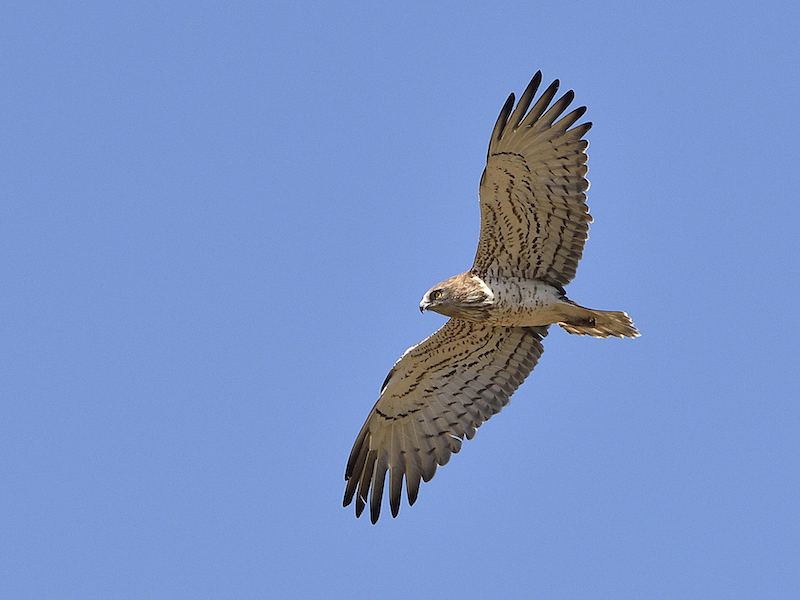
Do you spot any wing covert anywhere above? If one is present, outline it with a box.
[473,73,593,286]
[344,319,548,523]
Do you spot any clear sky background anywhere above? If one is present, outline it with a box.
[2,1,799,598]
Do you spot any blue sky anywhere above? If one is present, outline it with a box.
[2,1,799,598]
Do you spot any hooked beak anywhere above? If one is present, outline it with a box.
[419,300,429,313]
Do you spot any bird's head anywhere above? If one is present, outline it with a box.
[419,272,495,320]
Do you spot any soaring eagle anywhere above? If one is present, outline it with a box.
[344,72,638,523]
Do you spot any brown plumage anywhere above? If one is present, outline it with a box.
[345,72,639,523]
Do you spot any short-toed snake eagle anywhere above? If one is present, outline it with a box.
[344,72,639,523]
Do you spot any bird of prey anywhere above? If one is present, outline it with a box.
[344,72,639,523]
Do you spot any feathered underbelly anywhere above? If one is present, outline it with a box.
[482,279,567,327]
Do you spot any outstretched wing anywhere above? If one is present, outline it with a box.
[344,319,548,523]
[473,72,593,287]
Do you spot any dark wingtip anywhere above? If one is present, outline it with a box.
[487,92,516,159]
[501,93,515,120]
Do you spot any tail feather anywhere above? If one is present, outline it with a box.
[558,302,639,338]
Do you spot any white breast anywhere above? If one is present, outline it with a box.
[483,277,567,327]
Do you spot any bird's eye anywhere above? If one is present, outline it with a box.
[431,290,443,300]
